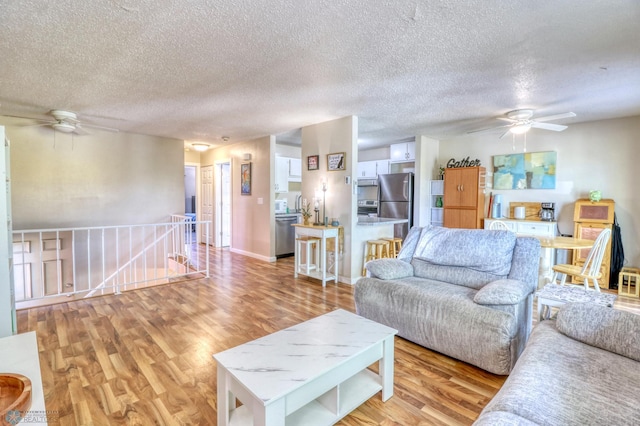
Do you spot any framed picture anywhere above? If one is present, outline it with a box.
[307,155,319,171]
[240,162,251,195]
[327,152,346,171]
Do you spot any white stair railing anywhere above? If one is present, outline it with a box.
[12,218,209,307]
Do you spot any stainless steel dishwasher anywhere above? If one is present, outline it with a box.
[275,214,299,258]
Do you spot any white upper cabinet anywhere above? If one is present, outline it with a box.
[275,156,289,193]
[357,159,390,179]
[390,142,415,163]
[288,158,302,181]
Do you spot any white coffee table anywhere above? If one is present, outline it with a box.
[213,309,397,426]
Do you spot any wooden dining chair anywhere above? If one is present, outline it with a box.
[551,228,612,292]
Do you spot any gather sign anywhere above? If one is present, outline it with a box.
[446,157,482,168]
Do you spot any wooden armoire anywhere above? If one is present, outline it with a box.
[443,166,486,229]
[572,199,615,288]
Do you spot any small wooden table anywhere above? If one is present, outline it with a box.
[293,224,340,287]
[535,236,595,287]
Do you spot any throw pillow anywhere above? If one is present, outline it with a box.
[556,302,640,362]
[366,258,414,280]
[473,279,530,305]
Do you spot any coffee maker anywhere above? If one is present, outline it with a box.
[540,202,555,221]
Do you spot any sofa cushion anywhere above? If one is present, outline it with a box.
[474,279,532,305]
[411,227,516,288]
[396,225,425,261]
[556,302,640,362]
[354,276,519,374]
[476,320,640,424]
[366,258,414,280]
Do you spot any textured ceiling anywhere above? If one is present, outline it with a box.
[1,0,639,149]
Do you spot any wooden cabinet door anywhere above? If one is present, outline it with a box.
[443,169,462,207]
[443,209,477,229]
[444,168,478,208]
[458,168,478,207]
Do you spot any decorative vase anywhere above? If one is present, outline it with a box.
[303,217,310,226]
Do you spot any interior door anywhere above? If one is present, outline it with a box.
[220,162,231,247]
[201,165,214,245]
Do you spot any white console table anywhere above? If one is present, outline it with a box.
[484,219,557,287]
[292,224,339,287]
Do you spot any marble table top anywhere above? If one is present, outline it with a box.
[213,309,397,404]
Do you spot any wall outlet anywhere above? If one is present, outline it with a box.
[257,197,263,204]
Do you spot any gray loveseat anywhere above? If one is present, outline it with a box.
[354,226,540,375]
[475,302,640,425]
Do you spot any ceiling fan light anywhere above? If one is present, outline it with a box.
[191,143,210,152]
[52,122,76,133]
[509,124,531,135]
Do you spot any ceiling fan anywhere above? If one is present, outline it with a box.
[6,109,119,135]
[468,109,576,139]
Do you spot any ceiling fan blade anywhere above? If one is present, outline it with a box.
[499,130,511,139]
[531,122,568,131]
[73,125,90,135]
[534,112,576,122]
[467,123,513,134]
[83,123,119,133]
[2,114,52,123]
[496,117,518,123]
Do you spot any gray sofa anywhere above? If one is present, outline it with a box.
[475,302,640,425]
[354,226,540,375]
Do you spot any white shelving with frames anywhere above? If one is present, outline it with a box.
[430,179,444,227]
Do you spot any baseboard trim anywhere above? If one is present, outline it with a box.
[230,247,275,263]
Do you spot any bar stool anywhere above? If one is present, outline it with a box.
[362,240,391,276]
[296,236,320,274]
[382,237,403,258]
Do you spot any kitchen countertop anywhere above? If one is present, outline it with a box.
[357,217,408,226]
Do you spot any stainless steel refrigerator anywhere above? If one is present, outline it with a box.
[377,172,414,239]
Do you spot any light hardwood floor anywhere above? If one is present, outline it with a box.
[17,247,640,425]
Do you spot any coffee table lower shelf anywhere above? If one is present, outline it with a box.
[227,368,382,426]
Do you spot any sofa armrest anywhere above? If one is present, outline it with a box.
[474,279,532,305]
[365,258,414,280]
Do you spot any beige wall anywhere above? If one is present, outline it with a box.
[301,116,358,282]
[2,117,184,229]
[439,115,640,267]
[201,136,274,260]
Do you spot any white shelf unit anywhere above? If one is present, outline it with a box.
[227,369,382,426]
[429,179,444,227]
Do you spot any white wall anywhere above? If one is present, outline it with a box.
[2,117,184,229]
[301,116,358,282]
[201,136,274,261]
[439,115,640,267]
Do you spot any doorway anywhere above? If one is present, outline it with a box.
[184,165,197,242]
[201,165,214,245]
[215,161,231,247]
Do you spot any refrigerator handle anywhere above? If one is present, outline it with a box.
[403,179,408,200]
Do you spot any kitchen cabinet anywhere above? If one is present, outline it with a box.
[443,166,486,229]
[275,156,289,193]
[357,160,390,179]
[289,158,302,181]
[390,142,415,163]
[571,199,615,288]
[429,180,444,227]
